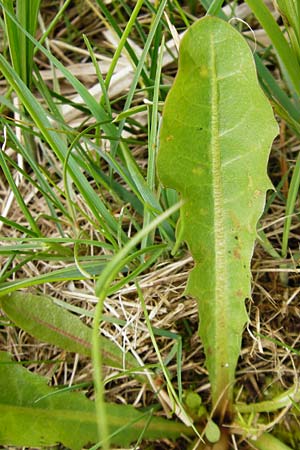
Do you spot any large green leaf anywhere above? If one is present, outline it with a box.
[157,17,278,416]
[0,352,190,448]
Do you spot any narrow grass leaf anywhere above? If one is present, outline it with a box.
[2,1,22,81]
[16,0,41,86]
[95,0,150,87]
[245,0,300,98]
[200,0,228,19]
[282,152,300,256]
[108,244,167,295]
[36,0,72,49]
[121,141,174,241]
[207,0,226,16]
[93,202,182,448]
[0,55,124,245]
[0,1,118,136]
[254,53,300,125]
[83,34,111,116]
[5,124,69,222]
[136,283,196,433]
[142,35,165,250]
[0,261,107,296]
[116,0,168,140]
[0,138,40,236]
[0,215,37,236]
[104,0,144,91]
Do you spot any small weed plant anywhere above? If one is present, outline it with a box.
[0,1,300,449]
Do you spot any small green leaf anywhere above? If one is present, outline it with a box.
[185,391,202,411]
[185,391,207,419]
[205,419,221,443]
[0,352,190,448]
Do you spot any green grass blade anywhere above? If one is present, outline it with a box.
[78,149,144,215]
[120,141,175,241]
[36,0,72,49]
[0,134,40,236]
[0,260,107,296]
[94,0,150,86]
[276,0,300,64]
[4,124,69,235]
[2,0,41,87]
[0,216,37,236]
[282,152,300,256]
[245,0,300,97]
[0,54,125,246]
[92,202,182,448]
[136,283,195,432]
[83,34,111,116]
[142,35,165,250]
[17,0,41,85]
[104,0,144,91]
[2,0,21,77]
[107,244,167,295]
[207,0,225,16]
[116,0,168,140]
[254,53,300,124]
[200,0,228,18]
[0,1,117,137]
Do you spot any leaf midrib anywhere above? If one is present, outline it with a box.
[210,35,229,406]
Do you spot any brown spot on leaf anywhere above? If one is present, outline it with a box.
[235,289,243,297]
[254,189,262,197]
[233,247,241,259]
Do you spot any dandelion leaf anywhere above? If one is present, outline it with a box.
[157,17,278,414]
[0,292,138,372]
[0,352,188,448]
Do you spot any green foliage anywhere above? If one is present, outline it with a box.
[241,0,300,258]
[245,0,300,98]
[0,292,140,373]
[205,419,221,443]
[92,202,183,448]
[0,352,188,448]
[276,0,300,63]
[2,0,41,159]
[251,433,295,450]
[157,16,278,416]
[2,0,41,87]
[0,1,299,449]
